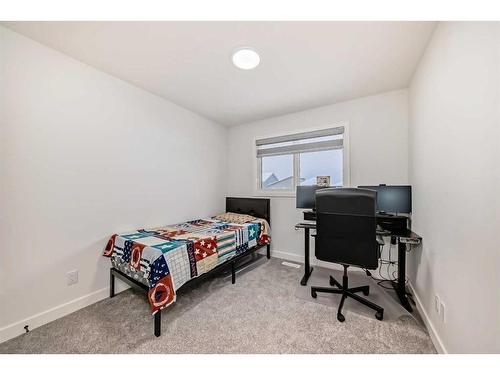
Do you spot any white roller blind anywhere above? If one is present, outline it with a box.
[256,126,344,158]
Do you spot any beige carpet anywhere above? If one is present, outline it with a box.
[0,257,436,353]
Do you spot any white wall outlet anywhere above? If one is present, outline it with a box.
[434,295,440,314]
[440,301,446,323]
[66,270,78,286]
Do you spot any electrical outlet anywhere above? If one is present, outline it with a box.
[66,270,78,286]
[440,301,446,323]
[434,295,440,314]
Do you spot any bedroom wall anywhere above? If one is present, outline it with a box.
[408,22,500,353]
[226,89,409,265]
[0,26,227,341]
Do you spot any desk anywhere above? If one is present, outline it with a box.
[295,211,421,312]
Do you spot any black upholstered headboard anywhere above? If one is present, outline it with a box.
[225,197,271,225]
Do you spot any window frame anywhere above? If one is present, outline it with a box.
[253,122,350,197]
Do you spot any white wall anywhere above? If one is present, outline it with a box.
[0,26,227,341]
[226,90,409,264]
[408,22,500,353]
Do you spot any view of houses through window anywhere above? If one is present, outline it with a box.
[261,149,343,190]
[299,149,343,186]
[257,126,345,191]
[261,154,294,189]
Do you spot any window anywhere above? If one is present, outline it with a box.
[299,149,343,186]
[256,126,347,193]
[260,154,293,190]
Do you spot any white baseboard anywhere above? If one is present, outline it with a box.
[2,251,434,351]
[270,249,303,264]
[0,287,110,344]
[408,281,447,354]
[271,249,359,272]
[0,250,301,345]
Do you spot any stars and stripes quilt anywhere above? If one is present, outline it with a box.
[103,214,271,314]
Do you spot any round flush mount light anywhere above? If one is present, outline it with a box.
[232,48,260,70]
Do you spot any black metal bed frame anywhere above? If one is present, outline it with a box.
[109,197,271,337]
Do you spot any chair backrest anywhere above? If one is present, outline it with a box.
[315,188,379,269]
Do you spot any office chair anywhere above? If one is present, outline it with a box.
[311,188,384,322]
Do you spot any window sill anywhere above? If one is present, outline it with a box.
[253,190,295,198]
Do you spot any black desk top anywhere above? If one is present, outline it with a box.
[294,222,317,229]
[386,228,420,239]
[302,210,411,220]
[298,208,421,241]
[295,221,420,240]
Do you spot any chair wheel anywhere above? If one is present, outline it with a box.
[375,311,384,321]
[337,313,345,322]
[363,287,370,296]
[311,290,317,298]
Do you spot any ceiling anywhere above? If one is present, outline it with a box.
[4,21,436,126]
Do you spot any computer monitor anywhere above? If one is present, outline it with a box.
[296,185,325,209]
[358,185,412,214]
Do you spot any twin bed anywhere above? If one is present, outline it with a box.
[103,197,271,337]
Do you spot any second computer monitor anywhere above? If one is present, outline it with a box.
[358,185,412,214]
[296,185,325,209]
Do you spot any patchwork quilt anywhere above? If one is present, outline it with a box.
[103,214,271,314]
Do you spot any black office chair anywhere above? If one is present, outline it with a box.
[311,188,384,322]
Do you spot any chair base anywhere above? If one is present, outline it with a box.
[311,265,384,322]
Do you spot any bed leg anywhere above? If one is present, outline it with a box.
[154,310,161,337]
[231,261,236,284]
[110,269,115,298]
[266,244,271,259]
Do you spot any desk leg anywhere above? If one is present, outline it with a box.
[300,227,314,286]
[395,240,413,312]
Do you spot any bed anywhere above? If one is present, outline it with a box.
[103,197,271,337]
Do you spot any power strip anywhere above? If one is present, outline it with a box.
[400,237,421,245]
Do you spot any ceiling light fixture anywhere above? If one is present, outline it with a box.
[232,48,260,70]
